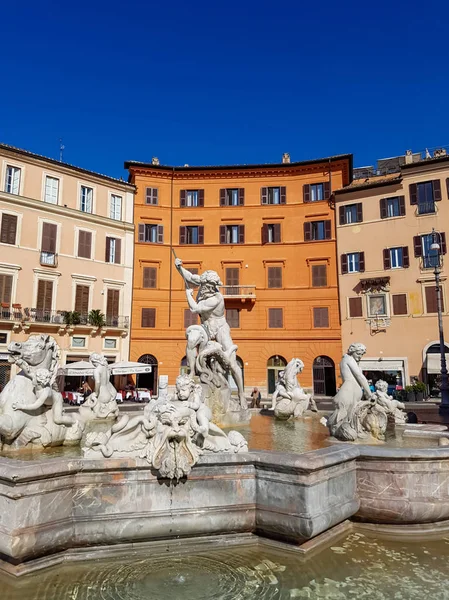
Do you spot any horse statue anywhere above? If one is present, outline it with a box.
[272,358,317,420]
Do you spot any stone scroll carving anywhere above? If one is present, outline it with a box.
[0,335,87,449]
[326,344,407,441]
[272,358,318,419]
[83,373,248,480]
[174,258,247,416]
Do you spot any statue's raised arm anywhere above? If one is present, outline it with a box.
[175,258,201,287]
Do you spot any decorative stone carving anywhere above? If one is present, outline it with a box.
[84,353,119,419]
[326,344,406,442]
[158,375,169,402]
[174,257,247,414]
[0,335,86,449]
[372,379,407,425]
[272,358,318,419]
[84,373,248,480]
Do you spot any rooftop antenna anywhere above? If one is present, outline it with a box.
[59,138,65,162]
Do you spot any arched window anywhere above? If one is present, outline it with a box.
[313,356,336,396]
[137,354,158,395]
[180,356,189,375]
[267,355,287,394]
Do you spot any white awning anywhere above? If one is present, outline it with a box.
[426,354,449,374]
[359,359,404,372]
[110,361,152,375]
[60,361,94,376]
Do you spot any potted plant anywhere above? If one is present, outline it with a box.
[88,309,106,328]
[63,311,81,326]
[413,381,427,402]
[405,385,415,402]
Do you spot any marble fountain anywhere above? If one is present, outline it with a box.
[2,259,449,599]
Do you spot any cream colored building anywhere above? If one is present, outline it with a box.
[0,143,135,387]
[335,151,449,391]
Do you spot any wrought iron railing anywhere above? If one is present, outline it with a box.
[40,251,58,267]
[417,201,436,215]
[0,307,129,329]
[220,285,256,298]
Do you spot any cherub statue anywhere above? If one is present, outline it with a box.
[372,380,407,424]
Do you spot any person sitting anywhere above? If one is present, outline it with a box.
[250,387,261,408]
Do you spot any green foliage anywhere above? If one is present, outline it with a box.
[63,311,81,326]
[413,381,427,393]
[405,385,415,393]
[88,309,106,328]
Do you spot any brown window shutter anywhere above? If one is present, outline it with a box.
[219,225,226,244]
[425,287,438,314]
[105,237,111,262]
[413,235,422,257]
[78,231,92,259]
[356,203,363,222]
[42,222,57,253]
[180,190,186,207]
[115,238,121,264]
[268,308,283,328]
[143,267,157,288]
[268,266,282,289]
[304,222,312,241]
[380,198,387,219]
[261,223,268,244]
[312,265,327,287]
[339,205,345,225]
[324,220,331,240]
[157,225,164,244]
[392,294,407,315]
[225,268,239,286]
[152,188,158,204]
[226,308,240,328]
[198,189,204,207]
[349,297,362,318]
[145,188,151,204]
[323,181,331,200]
[446,178,449,199]
[409,183,417,205]
[280,186,286,204]
[238,188,244,205]
[106,289,120,319]
[274,223,281,243]
[75,285,89,314]
[261,187,268,204]
[303,184,311,203]
[198,226,204,244]
[220,189,226,206]
[433,180,442,201]
[146,188,158,204]
[0,274,13,304]
[36,279,53,311]
[313,307,329,328]
[141,308,156,328]
[1,214,17,244]
[383,248,391,269]
[138,224,145,242]
[238,225,245,244]
[399,195,406,215]
[359,251,365,272]
[402,246,410,268]
[341,254,348,274]
[441,232,447,254]
[179,226,186,245]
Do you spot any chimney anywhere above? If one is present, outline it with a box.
[405,150,413,164]
[152,157,160,165]
[282,153,291,164]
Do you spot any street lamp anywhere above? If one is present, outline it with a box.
[429,229,449,412]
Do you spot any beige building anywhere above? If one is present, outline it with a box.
[335,150,449,391]
[0,144,135,388]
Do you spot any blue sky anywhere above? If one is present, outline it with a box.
[1,0,447,178]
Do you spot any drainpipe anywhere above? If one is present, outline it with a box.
[168,167,175,326]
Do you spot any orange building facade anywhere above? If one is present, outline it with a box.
[126,154,352,397]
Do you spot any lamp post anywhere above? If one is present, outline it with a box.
[429,230,449,412]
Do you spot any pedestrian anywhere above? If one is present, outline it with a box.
[250,387,261,408]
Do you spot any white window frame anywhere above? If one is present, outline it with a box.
[344,204,357,224]
[310,183,324,202]
[347,252,360,273]
[43,175,60,204]
[103,337,118,350]
[186,190,199,207]
[4,164,21,195]
[390,247,403,269]
[110,193,122,220]
[386,197,400,218]
[268,187,281,205]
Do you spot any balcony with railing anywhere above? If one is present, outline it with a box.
[220,285,256,300]
[417,201,436,216]
[0,307,129,331]
[40,251,58,267]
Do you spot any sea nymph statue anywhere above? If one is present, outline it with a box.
[271,358,318,419]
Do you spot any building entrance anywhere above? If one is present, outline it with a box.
[313,356,336,396]
[267,355,287,395]
[137,354,158,396]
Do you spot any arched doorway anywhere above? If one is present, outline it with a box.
[228,356,244,391]
[313,356,336,396]
[267,355,287,395]
[180,356,189,375]
[425,343,449,397]
[137,354,158,395]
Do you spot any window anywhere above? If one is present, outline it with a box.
[141,308,156,328]
[268,308,283,328]
[0,213,17,245]
[262,223,281,244]
[311,264,327,287]
[143,267,157,289]
[392,294,408,316]
[380,196,405,218]
[36,280,53,313]
[220,188,244,206]
[71,336,86,348]
[0,332,7,344]
[414,233,446,268]
[410,180,441,215]
[368,295,387,317]
[180,189,204,207]
[220,225,244,244]
[104,338,117,349]
[313,307,329,328]
[138,223,164,244]
[179,226,204,245]
[226,308,240,328]
[339,203,362,225]
[5,166,21,194]
[106,289,120,326]
[425,286,443,314]
[0,274,13,305]
[349,297,363,318]
[75,285,90,315]
[341,252,365,274]
[261,186,286,205]
[184,309,198,328]
[383,247,409,269]
[303,182,330,203]
[304,220,331,241]
[78,230,92,259]
[105,237,121,264]
[110,195,122,220]
[41,222,57,266]
[267,266,282,289]
[145,187,158,205]
[225,267,239,293]
[80,186,93,213]
[44,176,59,204]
